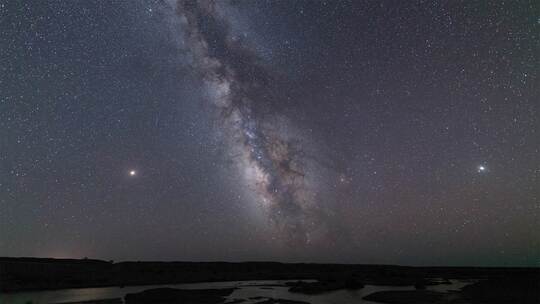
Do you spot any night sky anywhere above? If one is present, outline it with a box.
[1,1,539,266]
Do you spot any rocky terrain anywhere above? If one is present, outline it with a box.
[2,257,538,293]
[1,257,538,304]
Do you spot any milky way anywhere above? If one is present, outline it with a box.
[167,0,324,245]
[3,0,537,265]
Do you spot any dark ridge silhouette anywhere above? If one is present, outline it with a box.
[1,257,538,300]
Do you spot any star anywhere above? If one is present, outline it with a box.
[2,0,537,266]
[338,174,351,185]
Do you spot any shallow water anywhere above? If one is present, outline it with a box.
[0,279,469,304]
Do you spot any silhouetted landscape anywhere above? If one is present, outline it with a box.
[2,0,538,303]
[1,257,538,303]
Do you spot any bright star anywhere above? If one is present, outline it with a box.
[129,170,137,176]
[477,165,486,173]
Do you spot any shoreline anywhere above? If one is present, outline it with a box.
[1,257,538,293]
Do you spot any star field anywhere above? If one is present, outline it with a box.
[0,0,539,266]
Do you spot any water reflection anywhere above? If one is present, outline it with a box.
[0,279,469,304]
